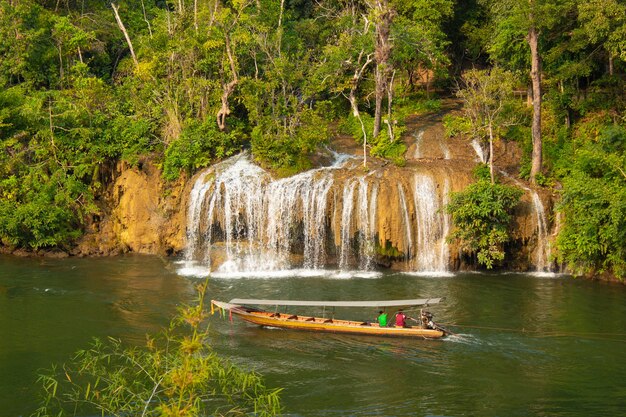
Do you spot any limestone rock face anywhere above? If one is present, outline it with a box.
[112,169,161,253]
[75,103,555,273]
[182,153,477,273]
[76,161,186,256]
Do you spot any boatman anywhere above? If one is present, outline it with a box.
[376,310,388,327]
[395,309,408,327]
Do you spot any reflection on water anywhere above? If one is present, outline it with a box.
[0,255,193,416]
[1,255,625,417]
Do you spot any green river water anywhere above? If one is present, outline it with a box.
[1,254,625,416]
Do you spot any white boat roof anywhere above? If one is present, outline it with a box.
[228,298,442,308]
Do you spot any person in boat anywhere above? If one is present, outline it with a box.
[394,309,415,328]
[376,310,388,327]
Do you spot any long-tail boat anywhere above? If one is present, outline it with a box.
[211,298,446,339]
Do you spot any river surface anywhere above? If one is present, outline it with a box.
[1,255,625,416]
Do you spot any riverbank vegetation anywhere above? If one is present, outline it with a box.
[35,280,282,416]
[0,0,624,277]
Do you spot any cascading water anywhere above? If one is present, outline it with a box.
[499,170,553,273]
[530,191,552,272]
[183,153,455,277]
[187,155,272,272]
[265,171,334,269]
[411,174,451,273]
[413,129,425,159]
[471,139,486,163]
[338,179,357,270]
[440,141,451,160]
[185,170,215,262]
[183,154,347,276]
[357,177,378,270]
[397,183,414,261]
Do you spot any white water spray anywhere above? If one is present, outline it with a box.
[471,139,485,163]
[413,129,425,159]
[412,174,450,271]
[185,153,456,276]
[499,170,553,272]
[397,183,414,261]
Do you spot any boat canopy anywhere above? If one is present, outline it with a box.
[228,298,443,308]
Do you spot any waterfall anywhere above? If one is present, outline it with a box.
[440,142,451,160]
[184,154,338,274]
[266,171,334,270]
[185,170,214,262]
[413,129,425,159]
[530,191,552,272]
[199,155,271,271]
[397,183,413,261]
[411,174,450,272]
[471,139,485,163]
[499,170,553,273]
[357,176,378,270]
[184,153,455,276]
[338,179,357,270]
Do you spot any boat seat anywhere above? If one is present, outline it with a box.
[360,322,370,326]
[287,315,298,320]
[305,317,315,321]
[323,319,333,323]
[270,313,281,318]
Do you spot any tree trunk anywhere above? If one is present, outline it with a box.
[528,23,542,183]
[373,65,386,139]
[386,70,396,142]
[140,0,152,38]
[609,54,614,76]
[488,122,495,184]
[112,3,139,69]
[347,51,373,168]
[372,0,392,139]
[277,0,285,56]
[217,33,238,131]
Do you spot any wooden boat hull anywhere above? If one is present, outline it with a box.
[212,300,445,339]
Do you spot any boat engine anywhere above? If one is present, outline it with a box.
[420,309,435,329]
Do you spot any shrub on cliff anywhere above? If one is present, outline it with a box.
[446,165,523,269]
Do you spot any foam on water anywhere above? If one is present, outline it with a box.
[175,260,210,277]
[205,269,383,280]
[402,271,456,278]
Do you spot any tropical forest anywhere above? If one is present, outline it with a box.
[0,0,625,416]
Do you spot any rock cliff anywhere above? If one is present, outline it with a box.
[71,110,555,273]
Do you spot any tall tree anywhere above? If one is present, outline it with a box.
[578,0,626,75]
[528,0,542,182]
[111,3,139,69]
[456,67,521,183]
[311,0,374,166]
[484,0,570,183]
[392,0,454,94]
[370,0,394,139]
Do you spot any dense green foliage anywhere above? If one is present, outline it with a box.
[0,0,624,276]
[446,165,523,269]
[35,280,282,417]
[451,66,524,182]
[555,119,626,278]
[0,0,452,247]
